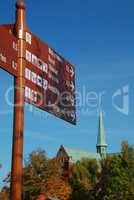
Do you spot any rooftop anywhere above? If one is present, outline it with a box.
[64,147,101,163]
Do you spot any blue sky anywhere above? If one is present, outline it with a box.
[0,0,134,187]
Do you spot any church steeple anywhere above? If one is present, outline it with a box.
[96,111,107,158]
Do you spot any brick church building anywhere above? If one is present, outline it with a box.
[55,112,108,178]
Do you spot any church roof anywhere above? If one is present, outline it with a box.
[64,147,101,163]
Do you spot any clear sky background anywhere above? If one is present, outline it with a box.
[0,0,134,187]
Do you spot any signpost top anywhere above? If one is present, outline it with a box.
[16,0,26,9]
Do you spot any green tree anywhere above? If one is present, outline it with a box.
[94,141,134,200]
[69,158,99,200]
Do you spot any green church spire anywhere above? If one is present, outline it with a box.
[96,111,107,158]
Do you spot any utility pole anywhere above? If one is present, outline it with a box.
[10,1,26,200]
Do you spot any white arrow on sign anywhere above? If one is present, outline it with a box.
[70,81,75,91]
[66,65,74,77]
[66,80,70,87]
[65,95,75,106]
[70,111,75,121]
[70,66,74,77]
[70,96,75,106]
[66,80,75,91]
[66,111,75,121]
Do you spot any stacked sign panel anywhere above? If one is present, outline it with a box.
[0,24,76,125]
[0,25,18,76]
[25,31,76,124]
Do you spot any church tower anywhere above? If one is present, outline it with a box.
[96,111,107,158]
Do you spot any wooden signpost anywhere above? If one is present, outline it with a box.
[10,2,26,200]
[0,1,76,200]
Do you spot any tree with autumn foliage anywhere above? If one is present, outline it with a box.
[2,141,134,200]
[22,149,47,199]
[23,150,71,200]
[43,176,71,200]
[2,149,71,200]
[0,186,9,200]
[22,149,71,200]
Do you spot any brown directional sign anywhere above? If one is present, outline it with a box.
[0,25,18,76]
[0,24,76,124]
[25,30,76,124]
